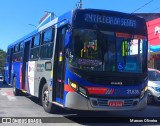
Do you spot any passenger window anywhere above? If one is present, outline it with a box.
[13,43,23,62]
[32,34,40,48]
[14,44,19,53]
[30,47,40,60]
[30,34,40,60]
[40,43,53,59]
[40,28,54,59]
[42,29,53,44]
[20,42,24,51]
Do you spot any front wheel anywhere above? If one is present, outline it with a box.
[42,83,57,113]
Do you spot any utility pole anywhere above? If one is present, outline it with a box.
[80,0,82,8]
[77,0,82,8]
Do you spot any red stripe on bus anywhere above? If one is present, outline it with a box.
[110,89,115,94]
[64,84,75,92]
[20,64,22,90]
[85,86,108,95]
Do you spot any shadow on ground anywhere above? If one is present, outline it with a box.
[0,82,11,88]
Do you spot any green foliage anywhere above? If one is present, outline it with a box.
[0,49,6,73]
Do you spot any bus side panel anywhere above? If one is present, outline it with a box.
[27,61,36,96]
[36,60,52,98]
[63,65,76,105]
[25,62,29,93]
[12,62,22,90]
[27,60,52,98]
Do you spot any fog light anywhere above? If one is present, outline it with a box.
[92,100,98,106]
[133,101,138,106]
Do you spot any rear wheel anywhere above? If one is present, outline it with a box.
[42,83,57,113]
[147,91,155,105]
[13,77,20,96]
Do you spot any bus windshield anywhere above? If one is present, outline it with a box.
[68,29,147,73]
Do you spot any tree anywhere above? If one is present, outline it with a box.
[0,49,6,74]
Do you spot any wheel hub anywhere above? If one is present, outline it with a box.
[43,90,49,107]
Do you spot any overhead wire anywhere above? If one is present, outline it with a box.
[132,0,154,13]
[150,6,160,13]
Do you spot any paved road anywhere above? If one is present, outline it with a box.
[0,82,160,126]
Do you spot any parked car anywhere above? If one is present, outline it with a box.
[148,68,160,104]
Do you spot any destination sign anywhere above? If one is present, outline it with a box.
[85,13,136,28]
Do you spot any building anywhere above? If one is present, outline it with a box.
[135,13,160,69]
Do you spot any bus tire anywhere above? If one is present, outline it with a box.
[42,83,56,113]
[13,77,20,96]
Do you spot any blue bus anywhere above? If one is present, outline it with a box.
[4,9,148,113]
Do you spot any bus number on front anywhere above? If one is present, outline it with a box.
[127,89,139,94]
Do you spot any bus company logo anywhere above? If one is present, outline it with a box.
[110,82,123,85]
[37,64,45,72]
[37,64,45,69]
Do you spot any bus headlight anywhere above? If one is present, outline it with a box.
[68,78,87,97]
[70,82,78,91]
[68,78,78,91]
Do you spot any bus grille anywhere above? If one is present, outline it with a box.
[90,98,138,107]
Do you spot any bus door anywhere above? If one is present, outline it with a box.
[8,48,13,84]
[53,26,67,101]
[22,41,30,90]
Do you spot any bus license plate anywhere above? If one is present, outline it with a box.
[108,101,124,107]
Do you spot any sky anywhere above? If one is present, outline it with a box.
[1,0,160,51]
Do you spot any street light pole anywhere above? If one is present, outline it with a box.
[28,24,37,28]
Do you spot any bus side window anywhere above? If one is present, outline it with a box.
[19,42,24,52]
[13,43,23,62]
[40,28,54,59]
[30,34,40,60]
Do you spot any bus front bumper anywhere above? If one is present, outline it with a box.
[65,92,147,111]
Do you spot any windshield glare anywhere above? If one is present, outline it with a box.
[68,29,147,73]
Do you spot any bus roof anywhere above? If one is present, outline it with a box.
[7,8,145,48]
[8,10,73,48]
